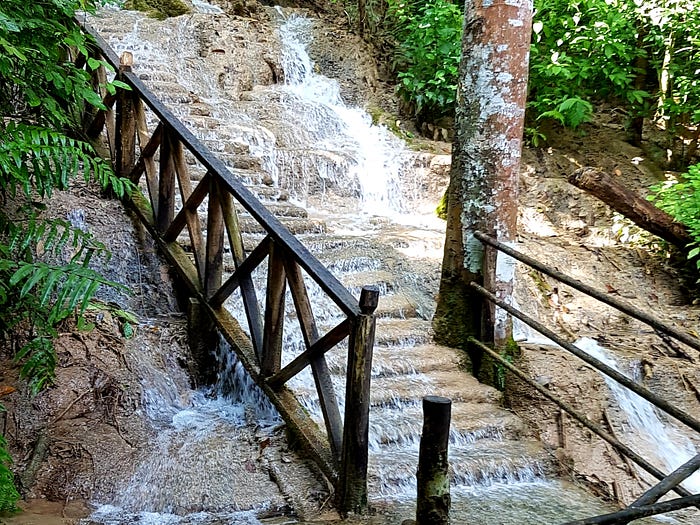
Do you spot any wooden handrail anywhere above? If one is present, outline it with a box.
[76,17,373,514]
[80,21,360,318]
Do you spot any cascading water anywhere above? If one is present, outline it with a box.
[86,334,288,524]
[577,337,700,493]
[81,5,679,524]
[276,16,413,215]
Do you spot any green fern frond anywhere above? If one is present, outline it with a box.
[0,121,130,199]
[14,337,56,396]
[4,214,111,263]
[9,260,126,323]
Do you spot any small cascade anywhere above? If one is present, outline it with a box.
[578,337,700,493]
[276,16,415,215]
[87,338,286,524]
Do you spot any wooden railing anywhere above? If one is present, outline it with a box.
[77,21,376,515]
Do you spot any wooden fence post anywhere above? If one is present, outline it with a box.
[261,243,286,376]
[204,178,225,299]
[416,395,451,525]
[115,51,135,178]
[339,286,379,516]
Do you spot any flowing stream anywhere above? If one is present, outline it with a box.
[578,337,700,494]
[81,5,696,524]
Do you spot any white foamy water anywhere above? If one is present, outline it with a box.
[577,337,700,493]
[277,16,415,216]
[88,339,282,524]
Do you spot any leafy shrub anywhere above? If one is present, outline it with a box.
[0,0,132,507]
[648,163,700,270]
[388,0,462,122]
[528,0,646,133]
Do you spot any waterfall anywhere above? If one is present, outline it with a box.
[276,16,414,216]
[88,336,284,524]
[578,337,700,493]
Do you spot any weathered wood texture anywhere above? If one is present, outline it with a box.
[568,167,693,249]
[262,243,286,376]
[79,20,377,515]
[115,58,136,178]
[339,286,379,515]
[416,396,452,525]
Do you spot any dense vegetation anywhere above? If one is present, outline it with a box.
[0,0,131,510]
[353,0,700,265]
[362,0,699,164]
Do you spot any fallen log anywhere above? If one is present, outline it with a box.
[567,167,694,250]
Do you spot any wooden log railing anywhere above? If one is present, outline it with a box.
[78,21,376,515]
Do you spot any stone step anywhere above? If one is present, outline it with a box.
[181,115,223,131]
[182,149,262,172]
[370,438,551,493]
[369,370,502,408]
[369,344,465,378]
[136,71,180,84]
[338,270,397,295]
[201,138,251,156]
[368,400,528,447]
[237,216,326,236]
[374,318,432,347]
[374,293,419,319]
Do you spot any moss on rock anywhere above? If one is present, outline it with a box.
[125,0,191,19]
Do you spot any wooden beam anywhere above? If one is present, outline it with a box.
[338,286,378,515]
[261,243,287,375]
[267,319,350,389]
[86,91,118,139]
[210,235,271,308]
[204,176,225,299]
[156,129,176,233]
[568,167,694,250]
[220,184,264,358]
[285,258,343,462]
[127,122,162,184]
[115,58,136,178]
[163,173,210,244]
[134,103,161,217]
[172,137,206,281]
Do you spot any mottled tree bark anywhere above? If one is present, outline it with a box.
[433,0,532,362]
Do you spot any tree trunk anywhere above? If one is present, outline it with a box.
[433,0,532,362]
[568,167,693,249]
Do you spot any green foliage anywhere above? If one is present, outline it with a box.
[0,0,132,506]
[529,0,645,132]
[124,0,191,19]
[0,434,19,514]
[649,163,700,271]
[529,0,700,146]
[0,122,131,199]
[388,0,462,121]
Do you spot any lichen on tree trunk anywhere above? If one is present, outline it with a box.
[433,0,532,359]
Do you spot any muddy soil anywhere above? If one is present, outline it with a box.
[509,121,700,510]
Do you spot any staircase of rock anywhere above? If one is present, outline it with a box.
[89,8,558,510]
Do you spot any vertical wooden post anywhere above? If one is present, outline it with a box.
[115,52,136,178]
[187,297,217,385]
[204,177,224,299]
[416,395,452,525]
[157,130,176,233]
[261,243,286,376]
[221,190,264,358]
[339,286,379,516]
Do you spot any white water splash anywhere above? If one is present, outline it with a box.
[277,16,413,215]
[578,337,700,493]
